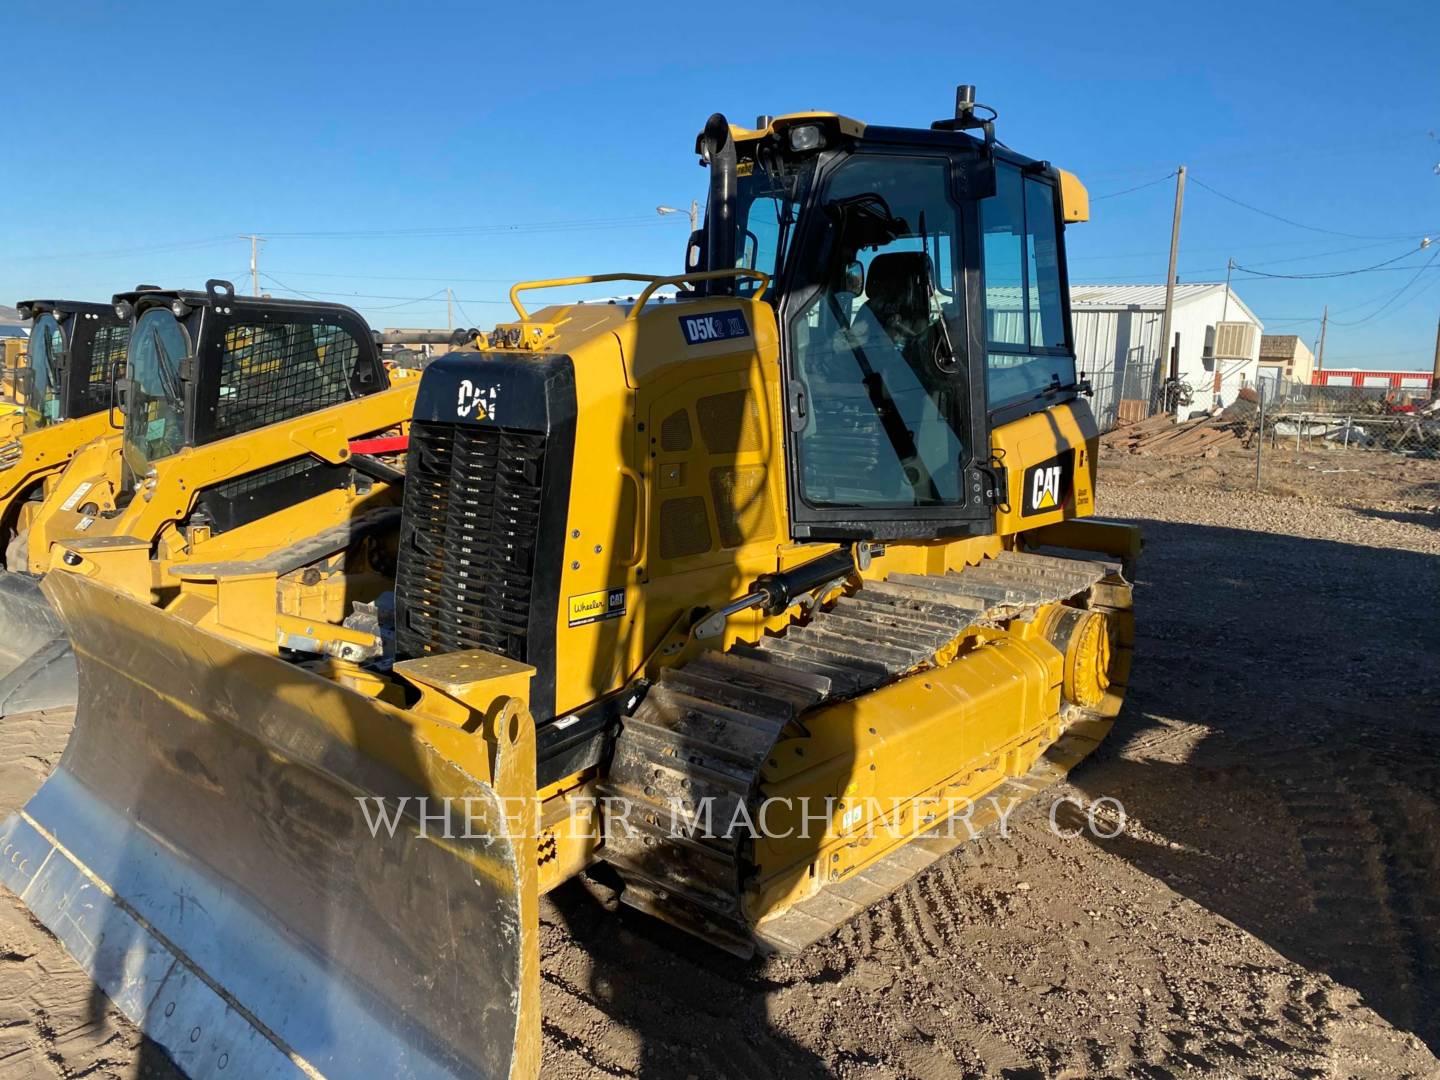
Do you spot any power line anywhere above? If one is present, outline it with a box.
[1330,246,1440,326]
[1189,176,1431,241]
[259,271,326,302]
[265,268,519,284]
[1093,172,1177,201]
[1070,237,1404,265]
[1233,243,1428,280]
[261,273,470,312]
[261,274,505,305]
[261,214,678,240]
[9,236,236,262]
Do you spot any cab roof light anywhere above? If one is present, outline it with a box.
[788,124,825,152]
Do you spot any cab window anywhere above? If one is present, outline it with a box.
[734,159,815,299]
[212,321,361,439]
[982,163,1073,409]
[23,315,64,430]
[786,154,970,509]
[124,309,191,472]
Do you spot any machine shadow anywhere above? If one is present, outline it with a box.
[1062,516,1440,1052]
[543,878,831,1078]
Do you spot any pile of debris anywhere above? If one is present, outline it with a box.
[1100,413,1247,458]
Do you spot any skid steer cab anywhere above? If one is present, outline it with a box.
[0,299,132,712]
[0,299,131,558]
[3,90,1139,1079]
[0,283,447,715]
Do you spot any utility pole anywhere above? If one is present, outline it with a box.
[1157,166,1186,416]
[446,287,454,330]
[239,234,266,296]
[1315,305,1328,374]
[1430,312,1439,397]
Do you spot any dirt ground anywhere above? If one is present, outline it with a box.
[1,444,1438,1079]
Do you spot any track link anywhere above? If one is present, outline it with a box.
[599,549,1128,955]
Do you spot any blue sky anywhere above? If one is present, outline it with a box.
[6,0,1437,369]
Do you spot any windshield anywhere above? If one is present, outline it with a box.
[785,153,970,509]
[733,157,815,299]
[123,308,191,474]
[22,314,65,432]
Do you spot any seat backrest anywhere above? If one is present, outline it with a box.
[861,251,934,338]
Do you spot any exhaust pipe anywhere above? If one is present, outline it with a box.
[372,329,472,347]
[699,113,737,297]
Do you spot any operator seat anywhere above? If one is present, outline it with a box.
[860,251,935,356]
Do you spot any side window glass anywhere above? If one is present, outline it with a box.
[213,322,361,439]
[981,168,1027,348]
[1025,180,1066,349]
[981,163,1075,408]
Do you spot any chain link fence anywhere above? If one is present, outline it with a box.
[1085,347,1165,433]
[1254,376,1440,457]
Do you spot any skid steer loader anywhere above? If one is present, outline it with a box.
[0,282,457,713]
[0,299,132,706]
[1,90,1139,1079]
[0,335,30,431]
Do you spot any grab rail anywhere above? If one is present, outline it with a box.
[507,269,770,321]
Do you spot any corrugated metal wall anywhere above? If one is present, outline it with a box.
[1069,307,1163,430]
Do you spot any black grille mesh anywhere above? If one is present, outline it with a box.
[210,458,329,501]
[212,322,359,438]
[395,420,547,662]
[76,324,130,415]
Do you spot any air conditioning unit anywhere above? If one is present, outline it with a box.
[1212,321,1255,360]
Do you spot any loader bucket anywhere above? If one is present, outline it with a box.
[0,571,75,715]
[0,572,540,1079]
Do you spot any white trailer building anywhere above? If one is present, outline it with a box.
[1069,283,1264,427]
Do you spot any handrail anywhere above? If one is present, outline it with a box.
[626,269,769,318]
[508,274,660,320]
[506,269,771,321]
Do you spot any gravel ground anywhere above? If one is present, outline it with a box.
[1,445,1437,1078]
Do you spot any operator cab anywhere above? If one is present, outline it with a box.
[12,300,131,432]
[693,90,1087,540]
[111,281,388,531]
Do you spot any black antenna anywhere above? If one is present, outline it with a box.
[932,84,997,144]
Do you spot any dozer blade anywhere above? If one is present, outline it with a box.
[0,571,76,716]
[0,572,540,1079]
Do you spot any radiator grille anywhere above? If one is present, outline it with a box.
[395,419,547,662]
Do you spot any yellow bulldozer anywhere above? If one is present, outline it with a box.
[0,282,461,713]
[0,90,1137,1078]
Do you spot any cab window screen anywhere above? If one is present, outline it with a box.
[212,322,360,439]
[77,322,131,414]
